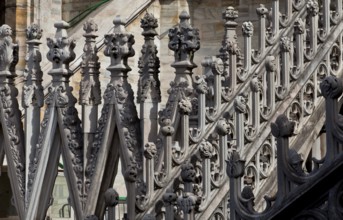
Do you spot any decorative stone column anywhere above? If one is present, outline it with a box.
[255,4,268,58]
[178,163,199,220]
[234,95,247,151]
[79,20,101,195]
[22,23,44,203]
[220,6,239,98]
[0,23,25,220]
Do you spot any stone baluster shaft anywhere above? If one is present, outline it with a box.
[193,74,207,138]
[144,143,156,197]
[266,56,276,111]
[294,18,305,78]
[272,0,279,38]
[242,22,253,74]
[199,141,213,210]
[335,0,342,19]
[256,4,268,56]
[250,77,260,135]
[280,37,290,95]
[234,95,247,151]
[306,1,319,58]
[229,46,237,94]
[285,0,292,21]
[322,0,330,37]
[161,119,174,182]
[217,118,230,183]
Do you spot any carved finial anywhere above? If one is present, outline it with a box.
[141,13,158,35]
[178,98,192,114]
[144,142,157,159]
[256,4,268,17]
[124,162,138,182]
[320,75,343,99]
[181,163,196,183]
[23,23,44,108]
[168,11,200,64]
[250,76,261,92]
[242,21,254,37]
[137,13,161,103]
[47,21,76,76]
[0,24,18,74]
[104,16,135,72]
[307,0,319,16]
[294,18,305,35]
[226,151,245,178]
[104,188,119,207]
[83,20,98,34]
[161,119,174,136]
[227,40,239,55]
[80,20,101,106]
[216,118,230,136]
[194,75,208,94]
[271,114,295,138]
[199,141,213,158]
[280,37,291,52]
[0,24,12,37]
[223,6,238,21]
[265,55,276,72]
[234,95,247,113]
[212,57,224,75]
[26,23,43,40]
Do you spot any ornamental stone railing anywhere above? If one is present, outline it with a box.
[0,0,342,219]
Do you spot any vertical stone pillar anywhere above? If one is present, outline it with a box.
[22,23,44,203]
[79,20,101,195]
[138,14,161,182]
[220,6,239,98]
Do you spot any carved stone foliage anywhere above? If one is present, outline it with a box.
[0,24,25,206]
[242,21,253,37]
[47,21,76,74]
[0,84,25,197]
[104,17,135,71]
[80,20,101,105]
[168,11,200,65]
[137,13,161,103]
[23,23,44,108]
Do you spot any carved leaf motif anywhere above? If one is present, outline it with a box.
[242,22,254,37]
